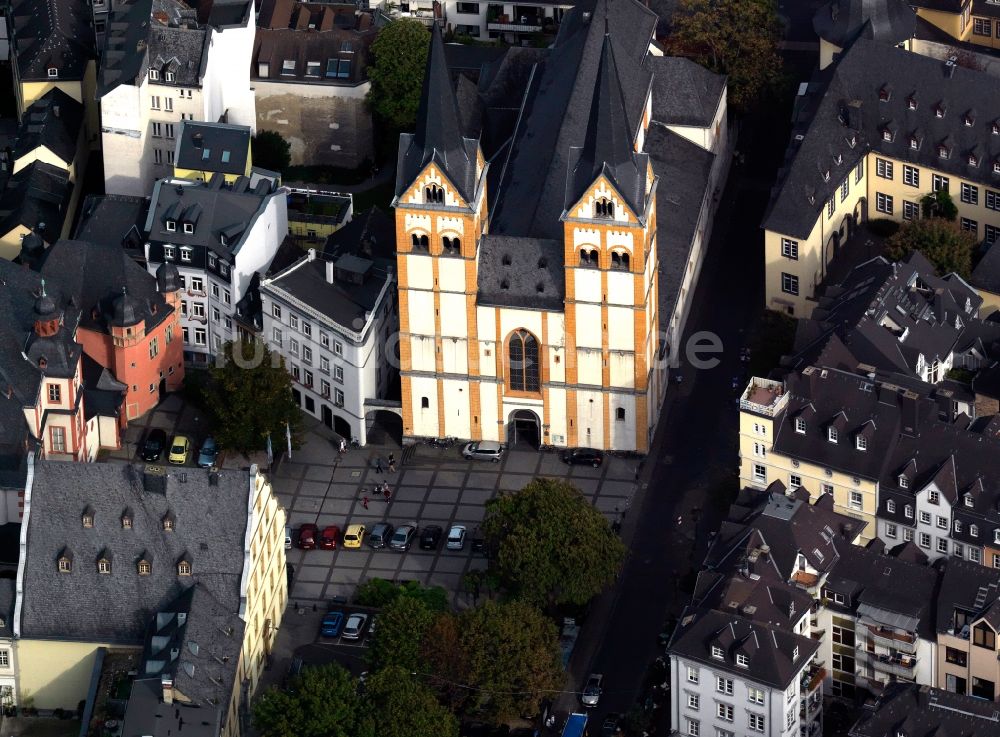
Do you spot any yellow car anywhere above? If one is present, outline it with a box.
[168,435,190,465]
[343,524,366,548]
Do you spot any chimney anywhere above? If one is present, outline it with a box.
[143,465,167,494]
[846,100,863,131]
[326,259,335,284]
[161,673,174,705]
[900,390,920,436]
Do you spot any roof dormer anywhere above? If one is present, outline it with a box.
[137,550,153,576]
[97,548,113,574]
[878,84,891,102]
[162,510,176,531]
[57,547,73,573]
[933,101,946,119]
[82,505,95,528]
[121,507,133,529]
[963,109,975,127]
[177,552,192,576]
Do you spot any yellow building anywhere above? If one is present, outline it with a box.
[763,37,1000,317]
[172,121,254,185]
[812,0,916,70]
[14,460,286,735]
[911,0,1000,52]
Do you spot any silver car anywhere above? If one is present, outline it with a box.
[582,673,603,707]
[342,612,368,640]
[461,441,503,462]
[389,525,416,551]
[446,524,467,550]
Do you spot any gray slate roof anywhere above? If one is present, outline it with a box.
[935,556,1000,635]
[175,121,251,176]
[10,0,96,82]
[971,241,1000,299]
[20,462,252,643]
[0,161,71,244]
[476,236,565,311]
[813,0,916,49]
[849,684,1000,737]
[764,37,1000,239]
[74,194,150,257]
[13,89,84,167]
[646,56,726,128]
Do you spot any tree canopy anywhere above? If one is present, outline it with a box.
[665,0,784,112]
[253,663,369,737]
[366,19,430,132]
[367,595,437,672]
[363,667,460,737]
[482,477,625,609]
[355,578,449,612]
[203,340,300,453]
[252,130,292,172]
[884,217,977,278]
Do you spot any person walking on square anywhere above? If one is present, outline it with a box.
[382,483,391,501]
[375,457,383,474]
[339,437,346,454]
[362,495,369,510]
[388,453,396,473]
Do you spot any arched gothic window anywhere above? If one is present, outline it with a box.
[579,248,598,267]
[425,185,444,204]
[508,330,540,392]
[611,251,630,270]
[594,198,614,218]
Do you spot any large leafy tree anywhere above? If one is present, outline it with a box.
[366,19,430,132]
[355,578,449,612]
[885,218,976,278]
[367,595,437,672]
[203,340,300,453]
[482,478,625,609]
[363,667,460,737]
[420,612,470,711]
[455,600,563,721]
[253,663,371,737]
[252,130,292,172]
[666,0,783,112]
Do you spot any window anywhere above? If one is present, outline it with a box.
[795,417,806,433]
[165,123,175,139]
[850,490,863,510]
[994,553,1000,568]
[166,71,174,82]
[711,645,724,659]
[974,17,992,35]
[716,677,734,695]
[822,483,834,495]
[827,197,835,217]
[920,511,931,524]
[594,198,615,218]
[97,558,111,574]
[970,524,979,537]
[190,276,203,292]
[781,238,798,259]
[154,148,163,165]
[904,528,914,542]
[856,435,867,451]
[789,474,802,489]
[289,314,299,330]
[302,346,313,364]
[753,464,766,484]
[180,247,192,262]
[781,273,799,296]
[191,303,205,318]
[164,97,173,112]
[508,330,540,392]
[840,178,849,202]
[47,383,61,403]
[194,328,206,345]
[876,192,893,214]
[138,560,151,575]
[282,59,296,75]
[58,557,71,573]
[961,182,979,205]
[687,666,699,684]
[903,165,919,187]
[937,515,948,529]
[716,704,734,722]
[610,251,630,270]
[456,1,479,11]
[928,490,939,505]
[51,426,66,453]
[961,217,978,235]
[150,95,160,109]
[319,355,330,374]
[748,687,764,705]
[971,547,982,563]
[616,407,626,422]
[152,121,162,137]
[272,327,283,346]
[887,499,896,513]
[900,475,909,489]
[987,225,1000,244]
[178,560,192,576]
[306,61,321,77]
[752,442,766,457]
[937,537,949,553]
[828,426,838,443]
[685,719,700,737]
[886,523,897,538]
[854,158,864,182]
[919,532,931,548]
[748,713,765,733]
[903,200,919,221]
[320,332,330,349]
[974,623,996,650]
[876,158,893,179]
[735,653,749,668]
[303,370,313,387]
[933,174,950,192]
[334,341,343,356]
[149,337,159,359]
[289,338,299,356]
[167,149,174,165]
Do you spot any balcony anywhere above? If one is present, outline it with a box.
[740,377,788,416]
[864,624,917,654]
[487,18,542,31]
[855,646,917,678]
[800,664,826,695]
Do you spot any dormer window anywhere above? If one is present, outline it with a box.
[878,86,891,102]
[934,104,946,118]
[58,556,72,573]
[795,417,806,434]
[97,558,111,574]
[939,144,951,159]
[971,524,979,537]
[47,68,58,78]
[183,222,194,234]
[180,247,192,262]
[994,529,1000,544]
[910,136,920,150]
[735,653,749,668]
[881,127,893,143]
[163,512,175,531]
[594,198,615,219]
[964,112,975,127]
[856,435,867,451]
[178,560,192,576]
[994,161,1000,175]
[82,507,94,528]
[821,169,831,183]
[166,220,176,233]
[965,495,974,508]
[899,475,909,489]
[281,59,296,75]
[138,559,151,575]
[792,646,799,661]
[424,185,444,204]
[904,504,913,518]
[711,645,724,659]
[993,121,1000,135]
[907,96,917,110]
[827,427,838,443]
[968,154,979,167]
[165,71,175,82]
[121,510,133,529]
[149,69,160,81]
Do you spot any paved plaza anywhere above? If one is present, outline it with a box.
[276,429,641,605]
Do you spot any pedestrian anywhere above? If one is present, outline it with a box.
[339,437,346,454]
[375,457,383,474]
[383,483,391,501]
[388,453,396,472]
[362,495,369,510]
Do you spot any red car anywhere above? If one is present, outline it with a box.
[319,525,340,550]
[297,523,318,550]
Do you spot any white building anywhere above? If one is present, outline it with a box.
[260,208,398,444]
[444,0,574,43]
[98,0,256,196]
[668,607,820,737]
[144,176,288,364]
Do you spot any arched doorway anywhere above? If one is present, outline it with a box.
[507,409,540,449]
[365,410,403,447]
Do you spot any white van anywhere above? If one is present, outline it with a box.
[284,526,292,550]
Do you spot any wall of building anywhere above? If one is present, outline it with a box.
[254,80,373,168]
[19,61,99,144]
[912,38,1000,78]
[203,22,256,130]
[16,639,135,709]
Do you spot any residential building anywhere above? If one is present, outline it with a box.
[261,207,397,443]
[14,460,287,736]
[849,683,1000,736]
[447,0,574,43]
[172,121,253,184]
[252,0,377,168]
[763,38,1000,316]
[812,0,916,70]
[143,176,289,363]
[909,0,1000,53]
[285,186,353,247]
[99,0,256,195]
[0,580,15,708]
[668,607,820,737]
[394,0,731,451]
[935,557,1000,698]
[10,89,85,182]
[0,161,71,258]
[8,0,99,143]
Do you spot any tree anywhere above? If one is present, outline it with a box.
[252,130,291,172]
[884,218,977,278]
[420,613,470,711]
[203,340,301,453]
[367,595,437,672]
[355,578,449,612]
[455,600,563,721]
[920,189,958,221]
[665,0,783,112]
[482,478,625,609]
[253,663,371,737]
[366,19,430,132]
[363,667,459,737]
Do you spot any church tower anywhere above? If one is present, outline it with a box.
[392,25,488,442]
[561,30,659,452]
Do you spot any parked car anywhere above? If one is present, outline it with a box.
[562,447,604,468]
[368,522,394,549]
[601,713,622,737]
[284,526,292,550]
[297,523,318,550]
[343,524,366,548]
[167,434,190,464]
[420,525,443,550]
[462,440,503,462]
[320,610,344,637]
[319,525,340,550]
[140,428,167,462]
[342,612,369,640]
[390,525,416,551]
[446,524,467,550]
[197,436,218,467]
[582,673,603,707]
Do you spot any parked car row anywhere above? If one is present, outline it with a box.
[293,522,472,551]
[458,441,605,468]
[320,609,376,640]
[140,429,218,467]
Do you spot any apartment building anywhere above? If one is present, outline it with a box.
[763,37,1000,316]
[14,461,287,737]
[261,207,397,443]
[144,176,288,363]
[446,0,574,43]
[812,0,916,70]
[669,607,820,737]
[99,0,256,195]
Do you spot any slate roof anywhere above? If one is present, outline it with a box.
[10,0,96,82]
[12,89,83,167]
[646,56,726,128]
[0,161,72,243]
[935,556,1000,635]
[849,684,1000,737]
[971,241,1000,299]
[74,194,150,258]
[668,606,820,690]
[813,0,916,49]
[764,37,1000,239]
[175,121,251,176]
[20,462,252,643]
[476,236,565,311]
[444,43,507,83]
[80,354,126,421]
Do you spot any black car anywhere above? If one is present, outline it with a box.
[562,447,604,468]
[140,428,168,462]
[419,525,443,550]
